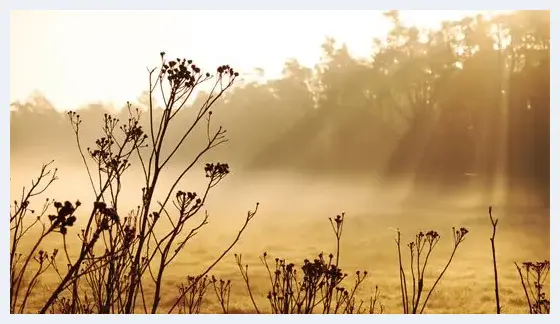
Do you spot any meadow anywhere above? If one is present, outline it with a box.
[11,164,550,314]
[10,10,550,314]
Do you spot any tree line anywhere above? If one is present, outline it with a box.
[11,10,550,207]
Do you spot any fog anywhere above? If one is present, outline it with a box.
[10,158,550,314]
[10,10,549,314]
[10,157,547,234]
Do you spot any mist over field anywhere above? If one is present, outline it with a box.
[10,10,549,314]
[10,162,549,313]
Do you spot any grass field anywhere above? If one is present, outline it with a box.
[16,197,548,314]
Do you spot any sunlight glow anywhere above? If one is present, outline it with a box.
[10,10,509,111]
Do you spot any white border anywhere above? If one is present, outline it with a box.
[3,1,556,323]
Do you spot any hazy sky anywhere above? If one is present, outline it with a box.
[11,10,497,111]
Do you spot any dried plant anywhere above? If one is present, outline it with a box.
[211,275,232,314]
[9,161,80,313]
[235,253,261,313]
[10,52,257,314]
[235,213,384,314]
[176,275,212,314]
[514,260,550,314]
[488,206,501,313]
[395,226,468,313]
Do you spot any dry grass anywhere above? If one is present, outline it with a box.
[15,203,548,314]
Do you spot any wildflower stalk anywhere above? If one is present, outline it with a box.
[488,206,501,314]
[396,226,468,314]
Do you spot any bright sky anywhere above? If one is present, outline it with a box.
[11,10,498,111]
